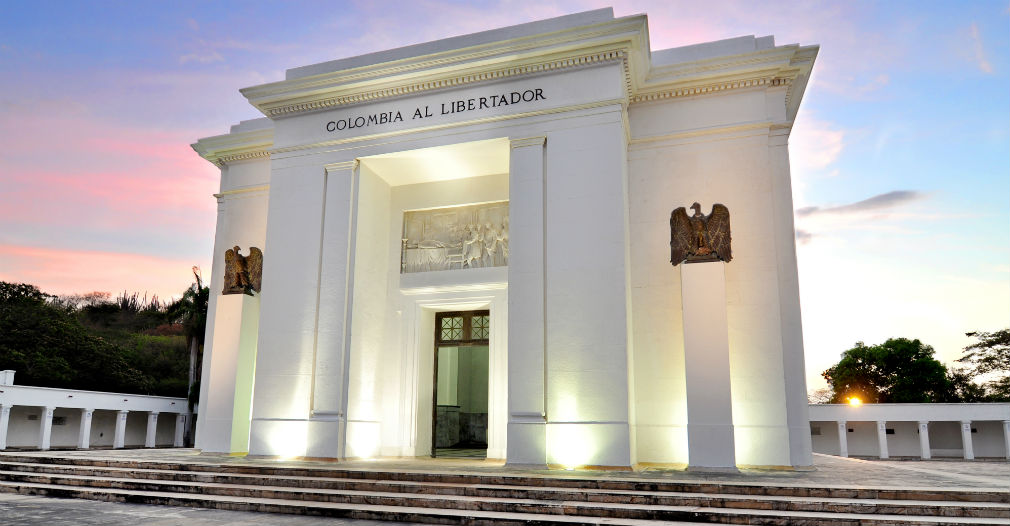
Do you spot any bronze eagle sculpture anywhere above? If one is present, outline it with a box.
[670,203,732,266]
[223,246,263,295]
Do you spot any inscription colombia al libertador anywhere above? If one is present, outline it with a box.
[325,88,545,133]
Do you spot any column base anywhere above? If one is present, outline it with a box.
[506,418,546,467]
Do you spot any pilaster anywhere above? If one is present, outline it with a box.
[308,160,359,459]
[506,136,547,467]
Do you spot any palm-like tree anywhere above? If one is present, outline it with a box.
[168,267,209,441]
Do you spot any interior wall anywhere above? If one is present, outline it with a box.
[458,346,489,414]
[437,347,459,406]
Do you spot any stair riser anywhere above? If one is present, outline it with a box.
[1,473,1005,521]
[5,483,1005,526]
[0,457,1004,504]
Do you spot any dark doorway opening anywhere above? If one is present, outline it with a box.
[433,310,489,459]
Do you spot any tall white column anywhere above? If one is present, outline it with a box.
[145,412,159,448]
[682,262,736,471]
[875,420,889,459]
[506,136,547,466]
[0,405,11,450]
[77,409,94,449]
[836,420,848,458]
[917,420,931,460]
[113,410,128,449]
[39,406,55,451]
[1002,420,1010,460]
[174,414,186,447]
[960,420,974,460]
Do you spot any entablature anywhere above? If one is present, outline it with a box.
[239,12,650,119]
[191,126,273,167]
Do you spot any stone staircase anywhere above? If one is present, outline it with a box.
[0,453,1006,525]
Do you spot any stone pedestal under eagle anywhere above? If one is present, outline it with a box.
[670,203,732,266]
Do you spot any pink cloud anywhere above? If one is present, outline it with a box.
[0,244,210,301]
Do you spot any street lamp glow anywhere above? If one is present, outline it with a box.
[848,397,862,407]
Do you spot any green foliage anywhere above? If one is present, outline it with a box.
[958,329,1010,401]
[0,281,206,397]
[822,338,951,403]
[0,282,154,393]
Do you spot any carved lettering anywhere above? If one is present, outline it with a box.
[325,88,546,133]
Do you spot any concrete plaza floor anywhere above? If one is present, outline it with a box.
[0,449,1006,525]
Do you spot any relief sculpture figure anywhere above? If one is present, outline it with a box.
[401,202,509,273]
[670,203,732,266]
[223,246,263,295]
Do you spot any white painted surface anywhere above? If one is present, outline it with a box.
[77,409,93,449]
[507,137,546,466]
[917,421,931,459]
[681,263,736,470]
[145,412,159,448]
[193,10,818,468]
[810,403,1010,459]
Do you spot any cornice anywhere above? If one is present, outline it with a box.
[191,128,274,167]
[259,48,630,119]
[632,44,819,121]
[240,16,649,119]
[631,76,792,103]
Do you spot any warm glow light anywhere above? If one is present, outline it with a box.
[848,397,862,407]
[266,423,308,458]
[348,422,381,459]
[548,424,595,469]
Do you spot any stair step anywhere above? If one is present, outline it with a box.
[2,454,1005,503]
[0,479,1004,526]
[1,468,1005,519]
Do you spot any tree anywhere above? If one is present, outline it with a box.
[0,281,152,393]
[822,338,950,403]
[958,329,1010,401]
[168,267,209,410]
[807,387,833,404]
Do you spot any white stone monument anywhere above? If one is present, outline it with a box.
[192,8,817,469]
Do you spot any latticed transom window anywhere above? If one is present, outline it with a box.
[440,316,464,341]
[435,310,490,344]
[472,315,489,339]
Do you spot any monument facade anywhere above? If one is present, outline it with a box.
[192,8,818,469]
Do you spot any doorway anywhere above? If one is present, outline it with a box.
[432,310,489,458]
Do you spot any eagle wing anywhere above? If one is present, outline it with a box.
[670,207,693,266]
[222,248,237,294]
[247,247,263,293]
[705,204,732,262]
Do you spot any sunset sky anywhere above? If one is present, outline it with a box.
[1,1,1007,390]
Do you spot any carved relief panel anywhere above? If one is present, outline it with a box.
[401,201,508,273]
